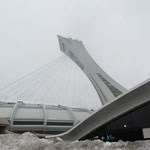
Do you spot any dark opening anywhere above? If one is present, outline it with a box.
[14,121,44,125]
[47,122,73,126]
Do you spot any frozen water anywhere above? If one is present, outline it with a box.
[0,132,150,150]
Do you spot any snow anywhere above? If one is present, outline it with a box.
[0,132,150,150]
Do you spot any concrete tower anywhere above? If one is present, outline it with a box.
[58,36,127,105]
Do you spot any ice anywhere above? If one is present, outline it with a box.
[0,132,150,150]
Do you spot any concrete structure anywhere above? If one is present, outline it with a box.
[0,118,9,134]
[47,79,150,141]
[0,36,149,141]
[0,101,92,134]
[46,36,150,141]
[58,36,127,105]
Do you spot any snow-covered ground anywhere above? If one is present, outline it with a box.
[0,132,150,150]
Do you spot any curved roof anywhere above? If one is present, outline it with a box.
[46,79,150,141]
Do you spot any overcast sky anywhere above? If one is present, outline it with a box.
[0,0,150,109]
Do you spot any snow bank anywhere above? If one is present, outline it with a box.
[0,132,150,150]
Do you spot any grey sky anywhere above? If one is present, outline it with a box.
[0,0,150,109]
